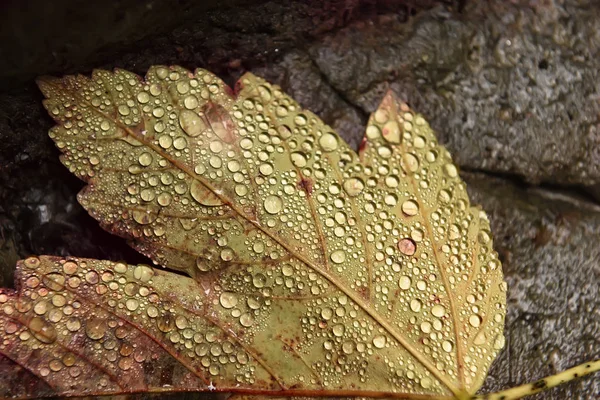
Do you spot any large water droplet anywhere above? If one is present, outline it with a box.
[28,317,57,344]
[410,299,422,313]
[403,153,419,173]
[190,180,224,206]
[263,195,283,214]
[469,314,482,328]
[138,152,153,167]
[372,335,386,349]
[493,334,506,350]
[132,209,158,225]
[431,305,445,318]
[86,318,107,340]
[382,120,400,143]
[343,178,364,197]
[179,110,206,137]
[398,238,416,256]
[330,250,346,264]
[133,265,154,282]
[399,276,411,290]
[239,313,254,327]
[401,200,419,216]
[290,152,307,168]
[220,292,238,309]
[204,102,236,143]
[444,163,458,178]
[332,324,345,337]
[319,133,338,152]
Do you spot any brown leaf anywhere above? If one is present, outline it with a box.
[0,67,507,399]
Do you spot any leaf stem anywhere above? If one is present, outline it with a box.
[475,359,600,399]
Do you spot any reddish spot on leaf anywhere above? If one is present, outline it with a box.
[203,102,236,143]
[358,136,368,157]
[397,238,416,256]
[298,178,314,195]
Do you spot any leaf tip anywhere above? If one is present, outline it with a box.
[35,76,57,98]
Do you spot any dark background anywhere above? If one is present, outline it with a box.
[0,0,599,398]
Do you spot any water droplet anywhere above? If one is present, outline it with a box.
[114,263,127,274]
[414,135,426,148]
[190,180,223,206]
[410,299,422,313]
[220,247,234,261]
[28,317,57,344]
[239,313,254,327]
[126,299,140,311]
[252,273,266,288]
[220,292,238,309]
[157,314,175,333]
[294,114,307,126]
[493,334,506,350]
[421,377,432,389]
[139,152,153,167]
[343,178,364,197]
[474,331,487,345]
[86,318,107,340]
[263,195,283,214]
[382,120,400,143]
[290,152,307,168]
[258,85,272,101]
[410,228,424,242]
[42,273,65,291]
[319,133,338,152]
[330,250,346,264]
[469,314,482,328]
[24,257,41,269]
[478,230,491,244]
[398,238,416,256]
[132,209,158,225]
[184,95,199,109]
[63,261,78,275]
[205,102,236,143]
[321,307,333,320]
[118,105,130,116]
[342,341,354,354]
[399,276,412,290]
[366,125,380,139]
[133,265,154,282]
[444,163,458,178]
[259,163,274,176]
[179,110,206,137]
[332,324,345,337]
[34,301,48,315]
[401,199,419,216]
[137,91,150,104]
[431,305,445,318]
[247,296,262,310]
[403,153,419,173]
[442,340,453,353]
[372,335,386,348]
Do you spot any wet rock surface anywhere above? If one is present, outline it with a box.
[464,173,600,399]
[0,0,598,398]
[310,1,600,194]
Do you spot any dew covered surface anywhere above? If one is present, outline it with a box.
[0,0,598,399]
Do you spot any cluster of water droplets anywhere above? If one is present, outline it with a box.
[355,96,507,390]
[0,256,270,391]
[34,66,507,395]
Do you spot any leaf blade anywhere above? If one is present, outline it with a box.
[26,66,508,398]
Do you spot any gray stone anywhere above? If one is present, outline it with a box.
[310,1,600,192]
[462,173,600,399]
